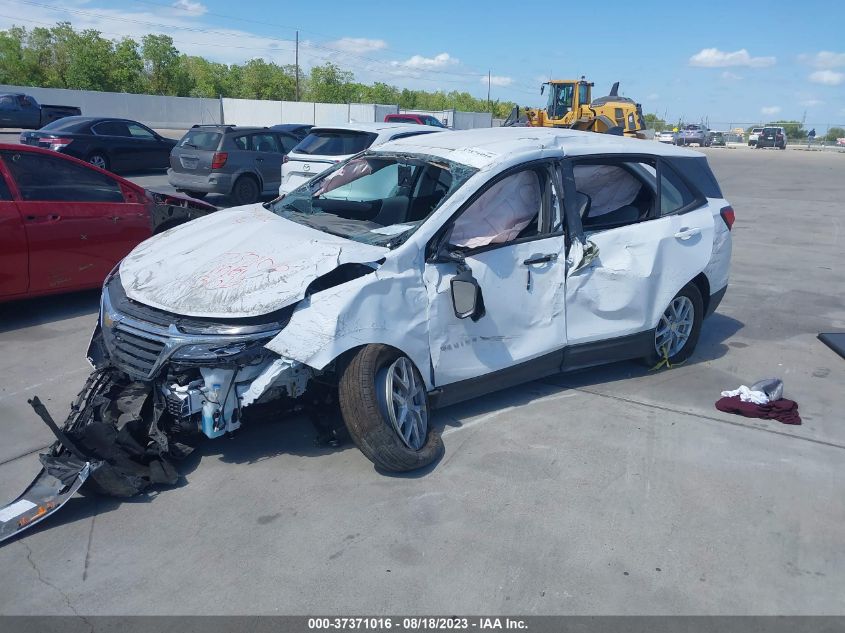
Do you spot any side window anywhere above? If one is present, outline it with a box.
[0,172,12,200]
[572,160,656,229]
[0,96,17,110]
[2,152,124,203]
[449,169,544,249]
[252,134,280,153]
[127,123,155,140]
[233,135,249,150]
[277,134,298,153]
[659,162,697,216]
[93,121,130,137]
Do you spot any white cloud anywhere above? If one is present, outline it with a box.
[392,52,457,69]
[761,106,781,116]
[809,70,844,85]
[801,99,824,107]
[482,75,513,87]
[799,51,845,68]
[328,37,387,54]
[172,0,207,16]
[721,71,743,80]
[689,48,775,68]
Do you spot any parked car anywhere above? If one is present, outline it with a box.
[656,130,677,144]
[0,143,216,302]
[748,127,764,147]
[384,113,447,128]
[270,123,313,140]
[677,124,710,147]
[169,125,303,205]
[0,92,81,129]
[279,122,446,195]
[19,117,177,172]
[709,131,726,147]
[756,126,787,149]
[88,127,733,479]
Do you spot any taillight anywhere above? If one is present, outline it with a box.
[720,205,735,231]
[39,136,73,151]
[211,152,228,169]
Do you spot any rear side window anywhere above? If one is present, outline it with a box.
[93,121,131,137]
[294,130,377,156]
[252,133,280,153]
[659,163,697,216]
[2,151,124,203]
[572,160,656,229]
[232,135,249,150]
[180,130,222,150]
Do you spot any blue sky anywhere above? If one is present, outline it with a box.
[3,0,844,126]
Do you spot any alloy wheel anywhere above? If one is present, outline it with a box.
[655,296,695,357]
[378,357,428,451]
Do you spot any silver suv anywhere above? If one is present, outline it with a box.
[168,125,303,204]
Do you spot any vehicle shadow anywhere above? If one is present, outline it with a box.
[0,289,100,333]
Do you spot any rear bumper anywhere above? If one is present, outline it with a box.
[167,169,233,194]
[279,172,315,195]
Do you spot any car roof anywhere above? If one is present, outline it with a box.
[271,123,312,131]
[190,125,271,133]
[309,122,441,133]
[377,127,702,169]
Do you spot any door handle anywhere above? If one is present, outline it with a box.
[674,227,701,240]
[25,214,61,223]
[523,253,558,265]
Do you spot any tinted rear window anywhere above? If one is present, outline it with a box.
[293,130,378,156]
[179,130,222,151]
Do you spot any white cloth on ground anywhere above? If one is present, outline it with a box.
[720,385,770,405]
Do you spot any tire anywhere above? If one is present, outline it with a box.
[642,282,703,367]
[231,175,260,205]
[339,344,443,472]
[87,152,110,171]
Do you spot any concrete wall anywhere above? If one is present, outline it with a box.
[1,84,490,130]
[0,84,220,128]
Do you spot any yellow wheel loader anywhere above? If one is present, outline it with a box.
[504,77,652,139]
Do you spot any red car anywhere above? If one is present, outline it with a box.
[0,143,216,301]
[384,113,447,128]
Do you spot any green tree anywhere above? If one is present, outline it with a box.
[64,29,115,90]
[142,34,185,95]
[111,38,144,93]
[307,62,355,103]
[825,126,845,142]
[237,58,295,100]
[644,113,666,132]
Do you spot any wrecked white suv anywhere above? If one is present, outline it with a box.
[69,128,732,490]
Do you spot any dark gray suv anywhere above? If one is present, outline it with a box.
[168,125,302,204]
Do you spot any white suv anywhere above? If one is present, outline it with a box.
[279,122,446,195]
[59,128,733,498]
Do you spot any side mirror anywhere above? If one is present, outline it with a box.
[450,268,484,320]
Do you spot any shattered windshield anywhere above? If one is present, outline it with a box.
[266,152,477,248]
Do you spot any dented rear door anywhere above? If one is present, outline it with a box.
[563,157,715,345]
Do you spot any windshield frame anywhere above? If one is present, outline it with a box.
[266,150,478,249]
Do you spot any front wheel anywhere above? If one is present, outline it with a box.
[339,345,443,472]
[643,282,703,367]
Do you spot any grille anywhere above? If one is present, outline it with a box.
[109,323,167,380]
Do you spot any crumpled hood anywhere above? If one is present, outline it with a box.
[119,205,388,318]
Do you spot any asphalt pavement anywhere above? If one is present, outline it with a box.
[0,145,843,615]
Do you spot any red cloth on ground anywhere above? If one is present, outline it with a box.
[715,395,802,425]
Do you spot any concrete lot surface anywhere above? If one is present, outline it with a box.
[0,147,843,615]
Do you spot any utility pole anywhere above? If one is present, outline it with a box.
[295,30,300,102]
[487,70,491,111]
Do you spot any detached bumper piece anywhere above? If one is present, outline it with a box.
[0,456,89,544]
[1,368,194,545]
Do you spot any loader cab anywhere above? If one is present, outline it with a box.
[541,79,593,122]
